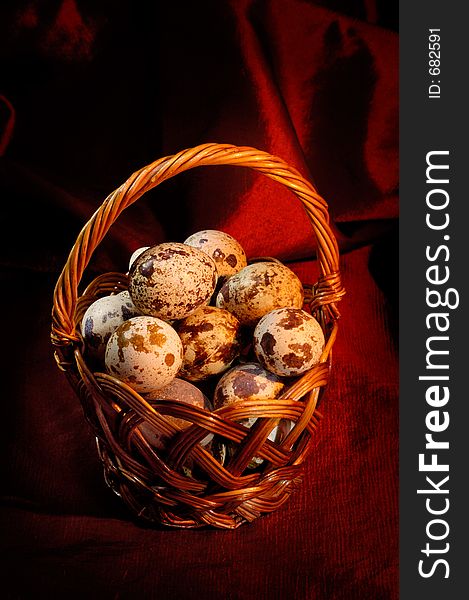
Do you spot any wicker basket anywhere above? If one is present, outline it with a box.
[51,143,345,529]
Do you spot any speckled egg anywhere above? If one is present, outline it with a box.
[128,246,150,271]
[253,307,325,377]
[80,291,140,360]
[177,306,242,381]
[105,316,183,393]
[128,243,218,321]
[184,230,247,281]
[214,362,283,414]
[139,378,213,450]
[214,363,287,468]
[216,261,304,326]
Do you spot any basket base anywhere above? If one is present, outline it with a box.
[97,437,304,530]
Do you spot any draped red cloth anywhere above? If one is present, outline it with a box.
[1,1,398,598]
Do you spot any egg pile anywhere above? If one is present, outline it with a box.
[80,229,325,473]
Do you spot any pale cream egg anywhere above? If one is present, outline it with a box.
[104,315,183,393]
[128,246,150,271]
[80,291,140,360]
[184,229,247,281]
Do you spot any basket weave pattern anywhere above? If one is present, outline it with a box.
[51,143,345,529]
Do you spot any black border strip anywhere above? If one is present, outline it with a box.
[400,3,467,597]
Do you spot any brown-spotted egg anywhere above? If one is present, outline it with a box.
[177,306,242,381]
[184,230,247,281]
[80,291,140,360]
[214,363,287,468]
[129,243,218,321]
[253,307,325,377]
[105,315,183,393]
[139,378,213,450]
[216,261,304,326]
[214,362,284,415]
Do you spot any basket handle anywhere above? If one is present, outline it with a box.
[51,143,345,347]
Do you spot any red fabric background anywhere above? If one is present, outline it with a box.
[0,1,398,598]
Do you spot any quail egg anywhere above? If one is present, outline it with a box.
[216,261,304,326]
[128,242,218,321]
[139,378,213,449]
[214,363,289,467]
[184,229,247,281]
[80,291,140,360]
[253,307,325,376]
[128,246,150,271]
[177,306,242,381]
[105,315,183,393]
